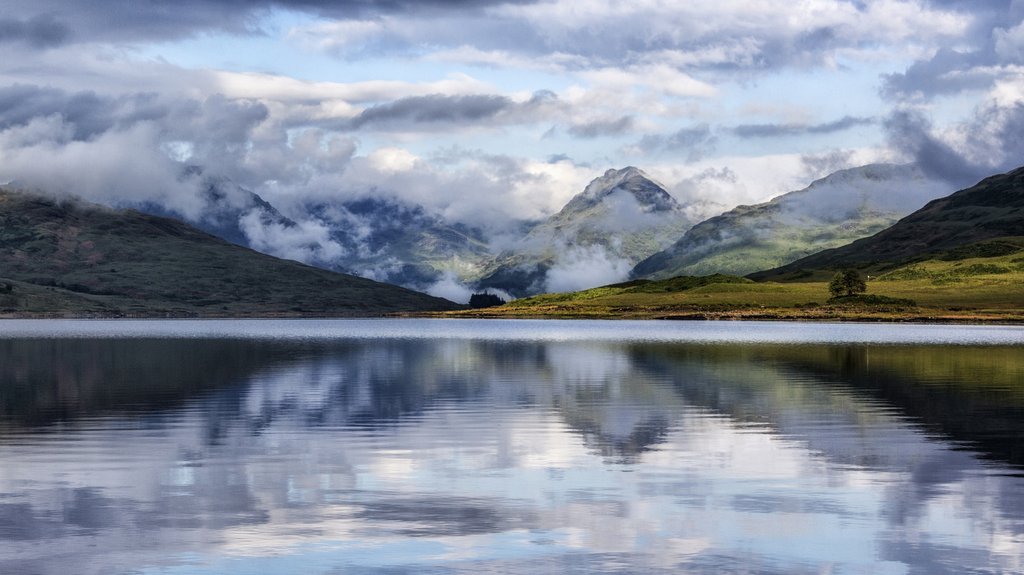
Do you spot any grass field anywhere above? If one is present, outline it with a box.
[440,241,1024,322]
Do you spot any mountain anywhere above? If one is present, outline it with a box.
[302,195,491,289]
[134,170,492,292]
[135,169,298,248]
[475,167,694,297]
[749,165,1024,280]
[632,164,950,280]
[0,187,460,316]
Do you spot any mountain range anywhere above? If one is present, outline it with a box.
[0,187,460,316]
[750,165,1024,280]
[136,168,491,291]
[5,158,1008,314]
[631,164,949,280]
[155,163,954,298]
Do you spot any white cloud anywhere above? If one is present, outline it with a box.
[238,210,346,264]
[210,70,493,105]
[0,118,206,218]
[544,244,633,293]
[995,21,1024,62]
[580,64,717,100]
[424,272,474,304]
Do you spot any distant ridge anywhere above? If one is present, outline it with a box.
[750,165,1024,280]
[0,187,460,316]
[633,164,950,279]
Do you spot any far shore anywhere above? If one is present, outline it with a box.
[2,304,1023,325]
[419,306,1024,324]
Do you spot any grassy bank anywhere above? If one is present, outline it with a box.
[437,249,1024,323]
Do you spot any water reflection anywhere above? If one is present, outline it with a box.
[0,326,1022,574]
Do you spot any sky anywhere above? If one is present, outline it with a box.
[1,0,1023,230]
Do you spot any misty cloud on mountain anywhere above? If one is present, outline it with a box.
[544,244,633,294]
[632,163,952,280]
[799,150,857,181]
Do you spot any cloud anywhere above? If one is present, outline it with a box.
[544,244,632,293]
[210,70,492,104]
[0,85,276,219]
[337,90,561,131]
[344,94,506,129]
[995,20,1024,61]
[323,148,593,233]
[733,116,875,138]
[799,149,857,180]
[0,15,71,49]
[238,210,346,264]
[0,85,167,141]
[884,109,991,187]
[631,124,717,161]
[878,1,1024,101]
[566,116,634,138]
[880,49,998,101]
[0,119,204,216]
[424,272,475,304]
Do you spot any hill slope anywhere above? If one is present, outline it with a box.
[0,188,460,316]
[476,167,693,296]
[633,164,949,279]
[302,195,491,288]
[750,165,1024,280]
[133,170,491,291]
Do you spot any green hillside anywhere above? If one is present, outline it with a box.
[750,166,1024,281]
[633,164,949,279]
[444,238,1024,321]
[0,188,461,316]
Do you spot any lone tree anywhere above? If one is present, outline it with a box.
[829,269,867,298]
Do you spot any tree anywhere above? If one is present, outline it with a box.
[829,269,867,298]
[469,292,506,308]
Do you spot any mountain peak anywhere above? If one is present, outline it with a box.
[563,166,678,215]
[604,166,645,179]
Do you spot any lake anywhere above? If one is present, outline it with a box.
[1,319,1023,574]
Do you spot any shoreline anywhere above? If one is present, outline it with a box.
[421,307,1024,325]
[2,306,1023,325]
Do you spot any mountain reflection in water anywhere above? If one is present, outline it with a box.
[0,323,1022,574]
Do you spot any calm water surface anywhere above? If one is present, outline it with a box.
[1,319,1023,574]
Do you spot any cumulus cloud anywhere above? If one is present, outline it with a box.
[0,119,205,217]
[879,2,1024,102]
[883,103,1024,187]
[881,49,997,101]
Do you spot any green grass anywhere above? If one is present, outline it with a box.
[827,294,918,309]
[450,246,1024,321]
